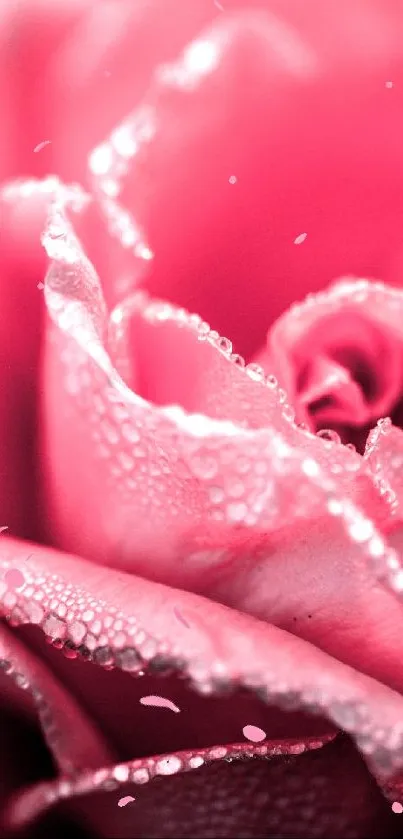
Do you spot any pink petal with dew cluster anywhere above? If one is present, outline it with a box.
[38,198,403,696]
[83,3,403,360]
[2,538,403,834]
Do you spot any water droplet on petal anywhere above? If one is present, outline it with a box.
[190,454,218,480]
[155,756,182,776]
[317,429,341,444]
[227,502,248,523]
[4,569,25,590]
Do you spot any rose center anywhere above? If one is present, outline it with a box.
[269,310,403,452]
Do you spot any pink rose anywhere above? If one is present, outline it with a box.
[2,1,403,836]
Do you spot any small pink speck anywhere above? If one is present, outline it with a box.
[34,140,51,153]
[385,81,394,89]
[0,526,8,534]
[5,568,25,590]
[229,175,237,184]
[294,233,307,245]
[140,695,180,713]
[392,802,403,814]
[174,607,190,628]
[243,725,266,743]
[37,282,45,290]
[118,796,135,808]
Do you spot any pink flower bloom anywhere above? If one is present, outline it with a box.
[2,1,403,836]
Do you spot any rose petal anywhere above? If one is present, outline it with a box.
[266,278,403,449]
[0,620,111,777]
[39,204,403,695]
[47,0,216,183]
[0,184,48,539]
[86,5,403,358]
[107,289,291,428]
[10,737,398,839]
[2,540,403,782]
[365,418,403,519]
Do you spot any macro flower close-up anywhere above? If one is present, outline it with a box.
[3,1,403,836]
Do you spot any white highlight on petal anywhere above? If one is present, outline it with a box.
[89,144,113,175]
[155,756,182,776]
[294,233,307,245]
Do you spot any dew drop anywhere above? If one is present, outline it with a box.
[116,648,142,672]
[189,755,204,768]
[243,725,266,743]
[155,756,182,776]
[132,768,149,784]
[226,502,247,523]
[245,363,265,382]
[231,353,245,368]
[190,454,218,480]
[4,569,25,590]
[317,429,341,444]
[348,518,373,543]
[114,765,130,782]
[209,486,225,505]
[43,614,66,640]
[217,336,232,354]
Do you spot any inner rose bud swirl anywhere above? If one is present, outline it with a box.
[265,281,403,452]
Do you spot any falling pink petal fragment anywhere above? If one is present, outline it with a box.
[4,568,25,590]
[392,802,403,814]
[294,232,307,245]
[243,725,266,743]
[173,607,190,628]
[118,796,135,808]
[140,695,181,713]
[33,140,52,153]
